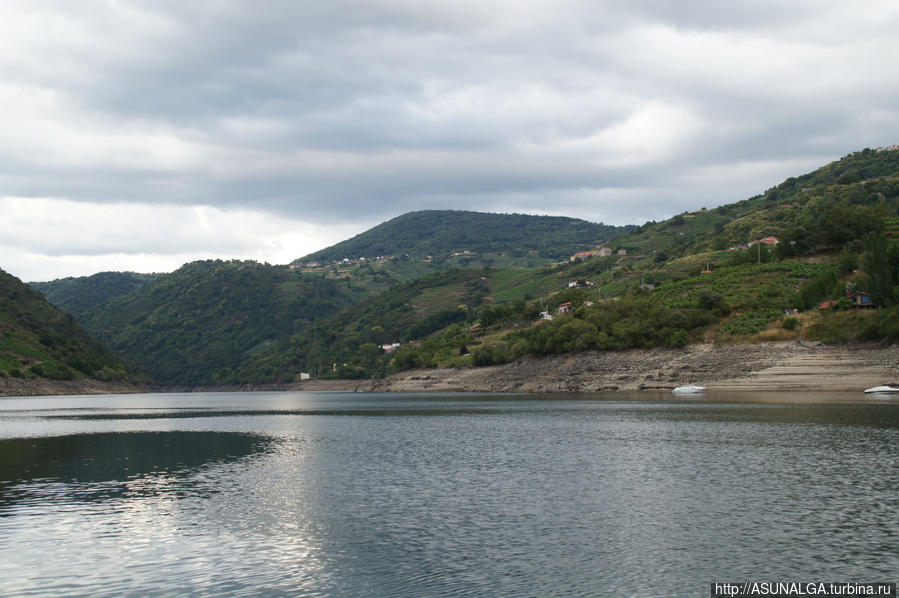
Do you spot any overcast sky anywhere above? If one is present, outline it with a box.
[3,1,899,281]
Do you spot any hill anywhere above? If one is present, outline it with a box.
[30,271,159,315]
[77,260,362,386]
[63,147,899,388]
[604,146,899,265]
[0,267,135,383]
[296,210,635,264]
[233,146,899,382]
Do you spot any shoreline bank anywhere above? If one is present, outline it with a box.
[364,341,899,393]
[3,342,898,397]
[0,378,144,397]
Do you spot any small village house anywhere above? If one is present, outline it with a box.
[818,291,875,310]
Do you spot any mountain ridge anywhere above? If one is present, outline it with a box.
[295,210,636,264]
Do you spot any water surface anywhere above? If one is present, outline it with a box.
[1,391,897,596]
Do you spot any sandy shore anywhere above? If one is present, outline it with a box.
[3,342,897,397]
[299,341,899,393]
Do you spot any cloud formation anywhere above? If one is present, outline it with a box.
[2,1,899,279]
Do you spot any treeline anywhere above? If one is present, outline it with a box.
[30,271,159,315]
[469,296,711,366]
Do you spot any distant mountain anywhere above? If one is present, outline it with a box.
[77,260,361,386]
[31,271,159,315]
[0,267,134,382]
[296,210,636,264]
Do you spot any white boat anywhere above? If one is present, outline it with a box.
[863,385,899,394]
[672,385,705,394]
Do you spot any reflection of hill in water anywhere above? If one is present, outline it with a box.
[0,431,272,508]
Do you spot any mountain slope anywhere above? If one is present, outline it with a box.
[610,147,899,263]
[78,260,361,386]
[297,210,635,264]
[0,268,134,382]
[235,268,492,381]
[237,146,899,382]
[30,271,159,315]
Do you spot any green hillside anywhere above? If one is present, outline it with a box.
[0,268,134,382]
[235,269,492,381]
[78,260,361,386]
[296,210,635,264]
[232,147,899,382]
[610,147,899,264]
[30,271,159,315]
[66,147,899,387]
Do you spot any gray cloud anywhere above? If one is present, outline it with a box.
[1,1,899,279]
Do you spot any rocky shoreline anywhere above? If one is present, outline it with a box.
[298,341,899,394]
[0,377,143,397]
[3,342,898,397]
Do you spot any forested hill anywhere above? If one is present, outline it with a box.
[296,210,636,264]
[30,271,159,315]
[0,267,134,382]
[77,260,362,386]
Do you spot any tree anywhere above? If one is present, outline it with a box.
[861,231,894,307]
[357,343,381,375]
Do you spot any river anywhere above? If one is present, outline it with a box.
[0,391,896,596]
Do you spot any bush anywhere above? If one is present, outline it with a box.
[859,306,899,344]
[782,317,799,331]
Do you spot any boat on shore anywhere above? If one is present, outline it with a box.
[672,385,705,394]
[863,385,899,394]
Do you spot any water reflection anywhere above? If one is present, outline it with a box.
[0,431,272,509]
[0,393,896,597]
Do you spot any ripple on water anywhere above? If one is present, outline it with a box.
[0,394,897,596]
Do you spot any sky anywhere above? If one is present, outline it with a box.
[2,1,899,282]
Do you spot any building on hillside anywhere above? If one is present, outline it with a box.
[599,247,613,257]
[557,302,573,314]
[617,249,627,256]
[849,292,875,308]
[748,236,779,247]
[818,291,876,310]
[570,250,600,262]
[540,311,554,321]
[381,343,401,352]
